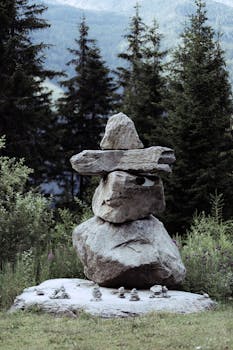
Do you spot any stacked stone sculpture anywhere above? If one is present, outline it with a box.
[71,113,186,289]
[149,285,163,298]
[91,285,102,301]
[129,288,140,301]
[118,287,125,298]
[50,286,70,300]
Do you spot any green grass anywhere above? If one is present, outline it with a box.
[0,305,232,350]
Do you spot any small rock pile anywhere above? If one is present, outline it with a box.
[71,113,186,289]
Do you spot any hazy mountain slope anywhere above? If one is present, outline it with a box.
[214,0,233,7]
[37,4,128,75]
[46,0,135,12]
[46,0,233,12]
[35,0,233,81]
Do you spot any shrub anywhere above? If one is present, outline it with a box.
[40,206,86,280]
[39,245,85,281]
[0,185,88,309]
[0,245,84,310]
[180,195,233,300]
[0,191,55,266]
[0,250,36,310]
[0,137,54,266]
[0,137,89,309]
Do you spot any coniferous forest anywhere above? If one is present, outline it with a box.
[0,0,233,310]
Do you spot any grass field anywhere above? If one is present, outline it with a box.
[0,304,232,350]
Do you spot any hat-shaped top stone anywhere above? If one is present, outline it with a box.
[100,112,144,150]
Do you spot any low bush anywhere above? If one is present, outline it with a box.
[0,204,88,310]
[0,250,36,310]
[0,245,85,310]
[180,195,233,300]
[40,245,85,281]
[0,137,91,310]
[0,137,54,267]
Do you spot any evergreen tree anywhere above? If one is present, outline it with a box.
[117,3,146,90]
[117,5,167,146]
[57,17,115,200]
[0,0,58,185]
[165,0,233,233]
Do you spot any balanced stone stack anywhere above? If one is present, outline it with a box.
[71,113,186,289]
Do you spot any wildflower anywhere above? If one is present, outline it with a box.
[172,239,179,248]
[48,250,55,261]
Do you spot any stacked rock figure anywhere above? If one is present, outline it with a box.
[71,113,186,289]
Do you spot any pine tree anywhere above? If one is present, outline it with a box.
[164,0,233,233]
[117,3,146,90]
[0,0,58,185]
[57,17,115,200]
[117,5,167,146]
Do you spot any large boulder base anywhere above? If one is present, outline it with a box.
[70,146,175,176]
[73,215,186,288]
[92,171,165,223]
[100,112,144,150]
[9,278,217,318]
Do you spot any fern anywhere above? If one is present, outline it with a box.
[210,191,224,224]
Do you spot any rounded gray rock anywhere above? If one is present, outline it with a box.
[72,215,186,289]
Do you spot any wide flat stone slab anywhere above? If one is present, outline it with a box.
[73,215,186,288]
[70,147,175,176]
[9,279,216,318]
[93,171,165,223]
[100,112,144,150]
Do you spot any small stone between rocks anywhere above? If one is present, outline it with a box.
[203,293,209,299]
[162,286,169,298]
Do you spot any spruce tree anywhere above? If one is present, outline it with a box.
[165,0,233,233]
[0,0,58,185]
[117,5,167,146]
[117,3,146,90]
[57,17,115,200]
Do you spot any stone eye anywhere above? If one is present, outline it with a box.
[102,174,107,182]
[135,177,145,185]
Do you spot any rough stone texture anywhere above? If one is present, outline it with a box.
[100,112,144,150]
[72,215,186,289]
[9,278,217,318]
[70,146,175,176]
[92,171,165,223]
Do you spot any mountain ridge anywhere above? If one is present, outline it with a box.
[45,0,233,12]
[37,0,233,86]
